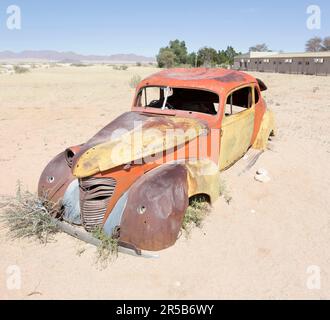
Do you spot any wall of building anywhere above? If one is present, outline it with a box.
[234,57,330,76]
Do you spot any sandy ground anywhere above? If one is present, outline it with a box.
[0,66,329,300]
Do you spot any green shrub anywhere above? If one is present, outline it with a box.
[92,226,118,266]
[182,199,210,235]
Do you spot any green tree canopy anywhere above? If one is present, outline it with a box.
[197,47,219,67]
[168,40,188,65]
[187,52,198,67]
[157,40,241,68]
[156,39,188,68]
[156,48,176,68]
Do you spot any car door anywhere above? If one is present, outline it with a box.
[219,85,255,170]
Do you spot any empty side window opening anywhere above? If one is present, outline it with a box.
[136,87,219,115]
[225,87,252,117]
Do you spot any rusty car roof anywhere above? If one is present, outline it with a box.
[138,68,257,94]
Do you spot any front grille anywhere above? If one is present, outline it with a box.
[79,177,117,231]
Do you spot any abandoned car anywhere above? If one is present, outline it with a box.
[38,68,275,255]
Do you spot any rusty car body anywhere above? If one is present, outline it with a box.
[39,68,275,255]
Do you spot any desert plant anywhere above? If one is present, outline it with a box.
[0,183,60,243]
[14,66,30,74]
[182,198,210,235]
[92,226,118,265]
[136,62,142,67]
[71,63,89,67]
[113,65,128,71]
[129,74,142,89]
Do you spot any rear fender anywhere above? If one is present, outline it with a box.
[252,109,275,150]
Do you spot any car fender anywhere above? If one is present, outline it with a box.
[119,163,189,251]
[253,109,275,150]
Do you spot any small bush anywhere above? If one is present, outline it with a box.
[71,63,89,67]
[113,65,128,71]
[136,62,142,67]
[0,183,60,243]
[129,74,142,89]
[92,227,118,266]
[182,199,210,235]
[14,66,30,74]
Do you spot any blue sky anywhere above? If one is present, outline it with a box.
[0,0,329,56]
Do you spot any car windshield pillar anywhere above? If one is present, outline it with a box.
[161,86,171,110]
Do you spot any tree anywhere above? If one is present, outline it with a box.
[156,39,188,67]
[157,48,176,68]
[216,46,240,66]
[224,46,240,65]
[168,40,188,65]
[156,40,241,68]
[197,47,219,67]
[187,52,197,67]
[217,50,228,65]
[322,37,330,51]
[305,37,323,52]
[249,43,270,52]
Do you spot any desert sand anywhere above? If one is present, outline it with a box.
[0,65,329,299]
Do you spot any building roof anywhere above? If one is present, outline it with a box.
[236,51,330,60]
[138,68,257,94]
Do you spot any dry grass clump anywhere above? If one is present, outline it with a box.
[182,198,211,235]
[129,74,142,89]
[0,183,60,244]
[14,66,30,74]
[92,226,118,266]
[71,63,90,67]
[113,65,128,71]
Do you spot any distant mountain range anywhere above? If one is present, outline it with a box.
[0,50,155,63]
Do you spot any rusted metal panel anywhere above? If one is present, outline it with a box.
[119,164,189,251]
[79,177,117,231]
[138,68,256,99]
[253,109,276,150]
[185,160,220,203]
[72,114,207,178]
[38,151,75,211]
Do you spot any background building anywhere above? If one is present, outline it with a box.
[234,52,330,75]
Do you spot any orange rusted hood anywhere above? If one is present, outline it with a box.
[72,112,208,178]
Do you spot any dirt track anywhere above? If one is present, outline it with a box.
[0,66,329,299]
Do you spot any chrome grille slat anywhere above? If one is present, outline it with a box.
[79,177,116,231]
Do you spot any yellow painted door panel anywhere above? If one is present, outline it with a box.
[219,107,255,170]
